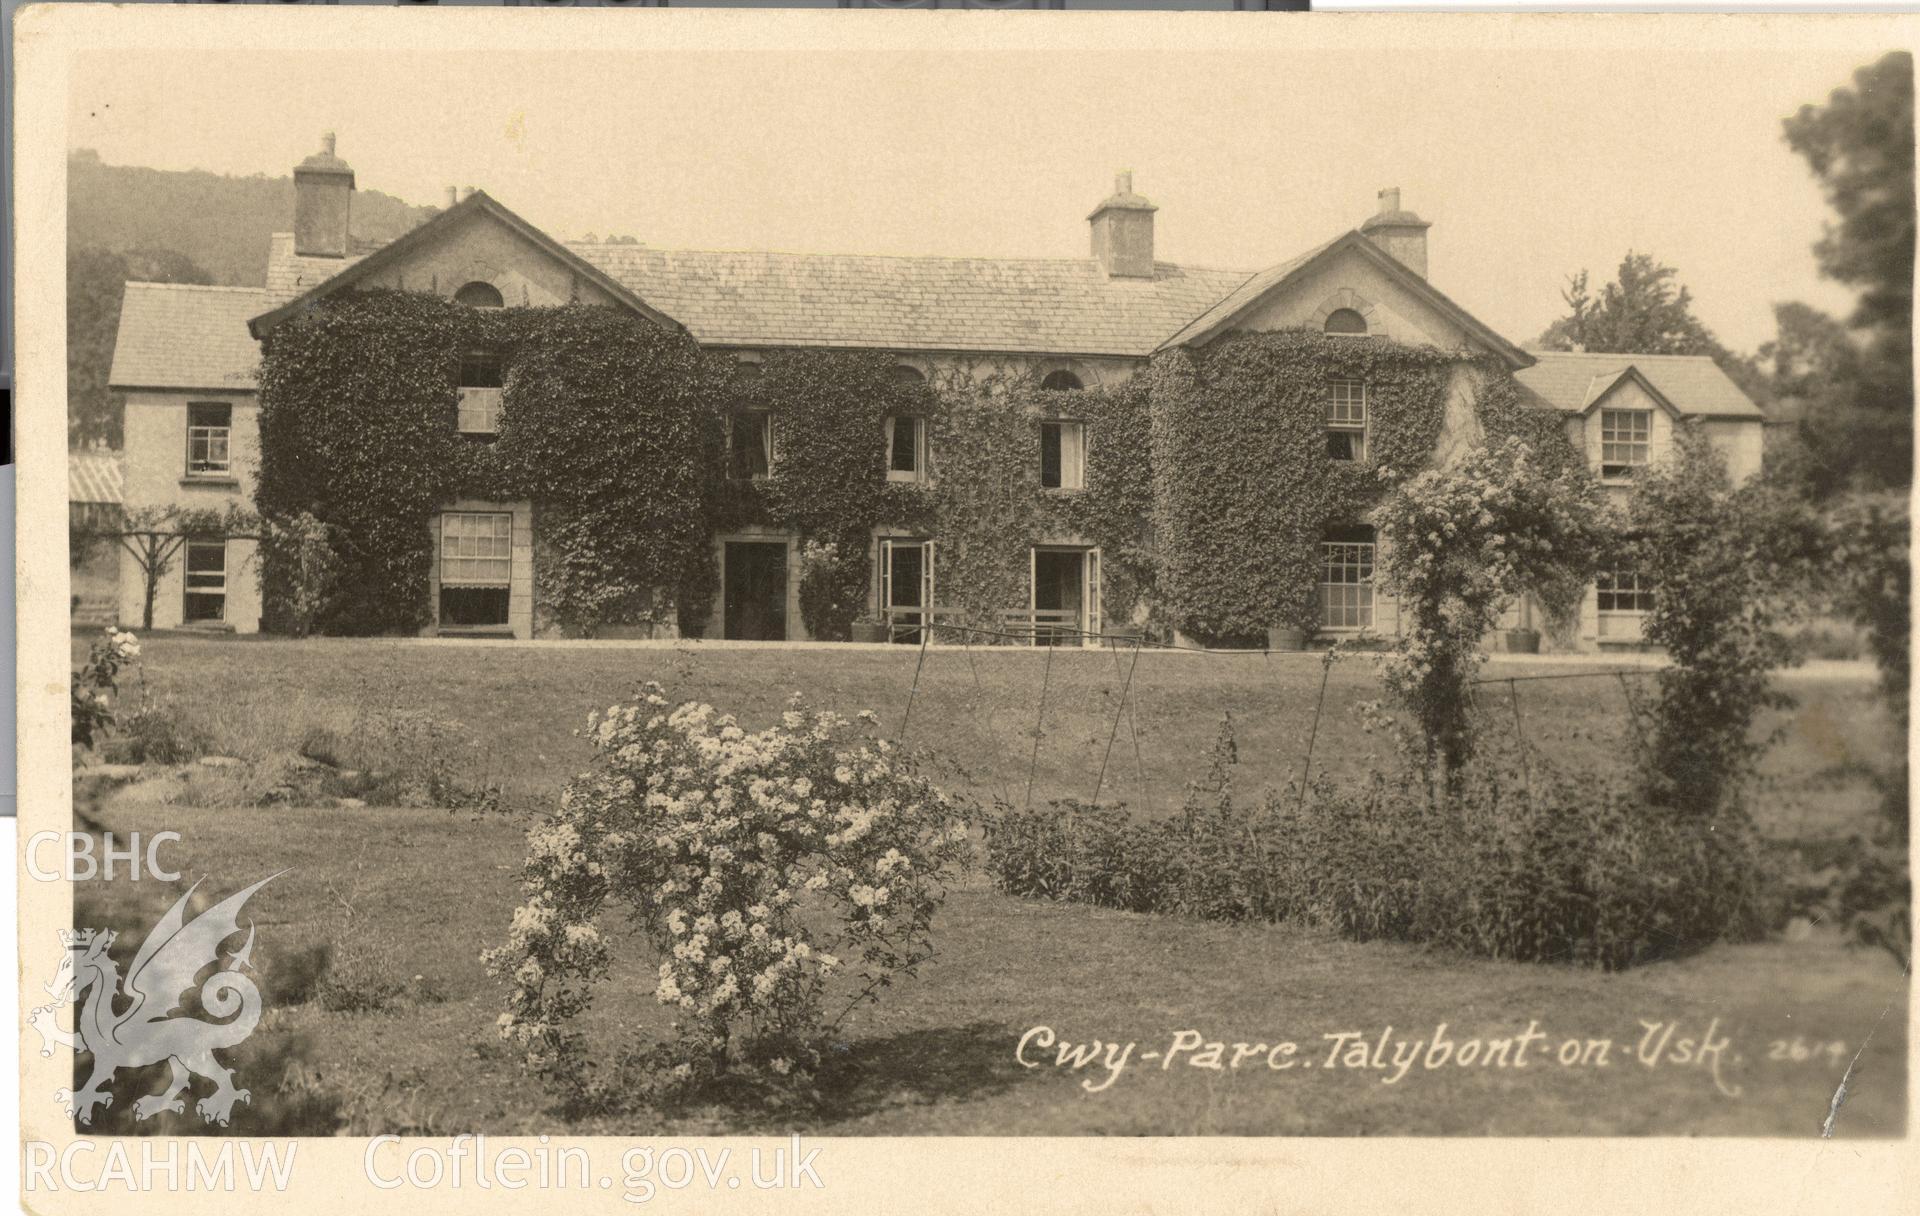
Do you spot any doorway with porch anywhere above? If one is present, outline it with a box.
[723,540,788,641]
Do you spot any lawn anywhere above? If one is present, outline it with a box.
[81,633,1898,842]
[64,633,1908,1136]
[71,801,1907,1137]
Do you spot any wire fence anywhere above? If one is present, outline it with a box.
[863,621,1659,818]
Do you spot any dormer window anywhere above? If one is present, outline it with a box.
[457,353,504,438]
[454,281,504,308]
[1324,308,1369,336]
[1325,380,1368,462]
[1600,409,1651,481]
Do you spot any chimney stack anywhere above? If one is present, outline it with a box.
[293,131,355,259]
[459,186,477,203]
[1359,186,1431,278]
[1087,169,1157,279]
[445,186,458,210]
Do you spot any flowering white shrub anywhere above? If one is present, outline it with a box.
[484,683,975,1107]
[1371,437,1607,781]
[71,626,142,749]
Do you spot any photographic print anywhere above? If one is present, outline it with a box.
[12,7,1916,1212]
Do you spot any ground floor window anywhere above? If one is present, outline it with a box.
[1320,527,1375,630]
[183,539,227,622]
[440,511,513,627]
[1596,568,1656,614]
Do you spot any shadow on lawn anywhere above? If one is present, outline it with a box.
[697,1021,1030,1131]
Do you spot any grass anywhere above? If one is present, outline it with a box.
[79,633,1898,842]
[71,800,1907,1136]
[65,633,1907,1135]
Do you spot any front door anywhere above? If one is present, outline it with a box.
[723,542,788,640]
[1031,547,1101,646]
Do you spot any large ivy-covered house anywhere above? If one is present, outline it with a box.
[104,134,1764,649]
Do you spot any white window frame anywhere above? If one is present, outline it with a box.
[457,387,504,436]
[729,411,774,481]
[440,512,514,588]
[1028,545,1102,647]
[1040,420,1087,492]
[183,539,227,622]
[885,415,929,483]
[1326,380,1368,464]
[880,537,937,639]
[1319,537,1376,630]
[186,403,232,477]
[1599,409,1652,482]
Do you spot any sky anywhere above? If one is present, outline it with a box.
[66,41,1885,354]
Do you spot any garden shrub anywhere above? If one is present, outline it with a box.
[1625,431,1828,813]
[485,684,975,1112]
[256,511,341,638]
[983,718,1775,970]
[70,626,140,750]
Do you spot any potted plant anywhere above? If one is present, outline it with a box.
[850,613,890,644]
[1503,627,1541,654]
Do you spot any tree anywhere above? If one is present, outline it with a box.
[1771,51,1915,492]
[1537,253,1768,405]
[67,246,213,448]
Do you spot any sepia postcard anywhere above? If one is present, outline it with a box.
[11,6,1918,1213]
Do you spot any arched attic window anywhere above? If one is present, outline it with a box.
[1041,369,1084,392]
[892,365,926,385]
[1324,308,1369,336]
[454,281,505,309]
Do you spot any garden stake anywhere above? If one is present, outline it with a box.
[960,632,1013,806]
[1090,638,1143,808]
[898,623,934,742]
[1509,678,1532,806]
[1294,649,1334,816]
[1109,638,1153,815]
[1023,641,1054,812]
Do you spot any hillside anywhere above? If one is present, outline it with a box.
[68,149,434,286]
[67,151,437,448]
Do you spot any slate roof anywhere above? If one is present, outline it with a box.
[108,283,269,391]
[68,449,123,506]
[1514,350,1763,418]
[560,246,1255,357]
[263,232,369,307]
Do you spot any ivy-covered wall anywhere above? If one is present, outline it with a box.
[1147,330,1470,644]
[255,290,716,636]
[256,293,1565,646]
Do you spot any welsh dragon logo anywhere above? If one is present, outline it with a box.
[28,875,280,1127]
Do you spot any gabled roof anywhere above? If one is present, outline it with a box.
[1514,350,1764,419]
[247,191,687,340]
[69,449,123,506]
[1577,364,1680,417]
[1155,230,1536,370]
[568,245,1254,357]
[108,283,269,391]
